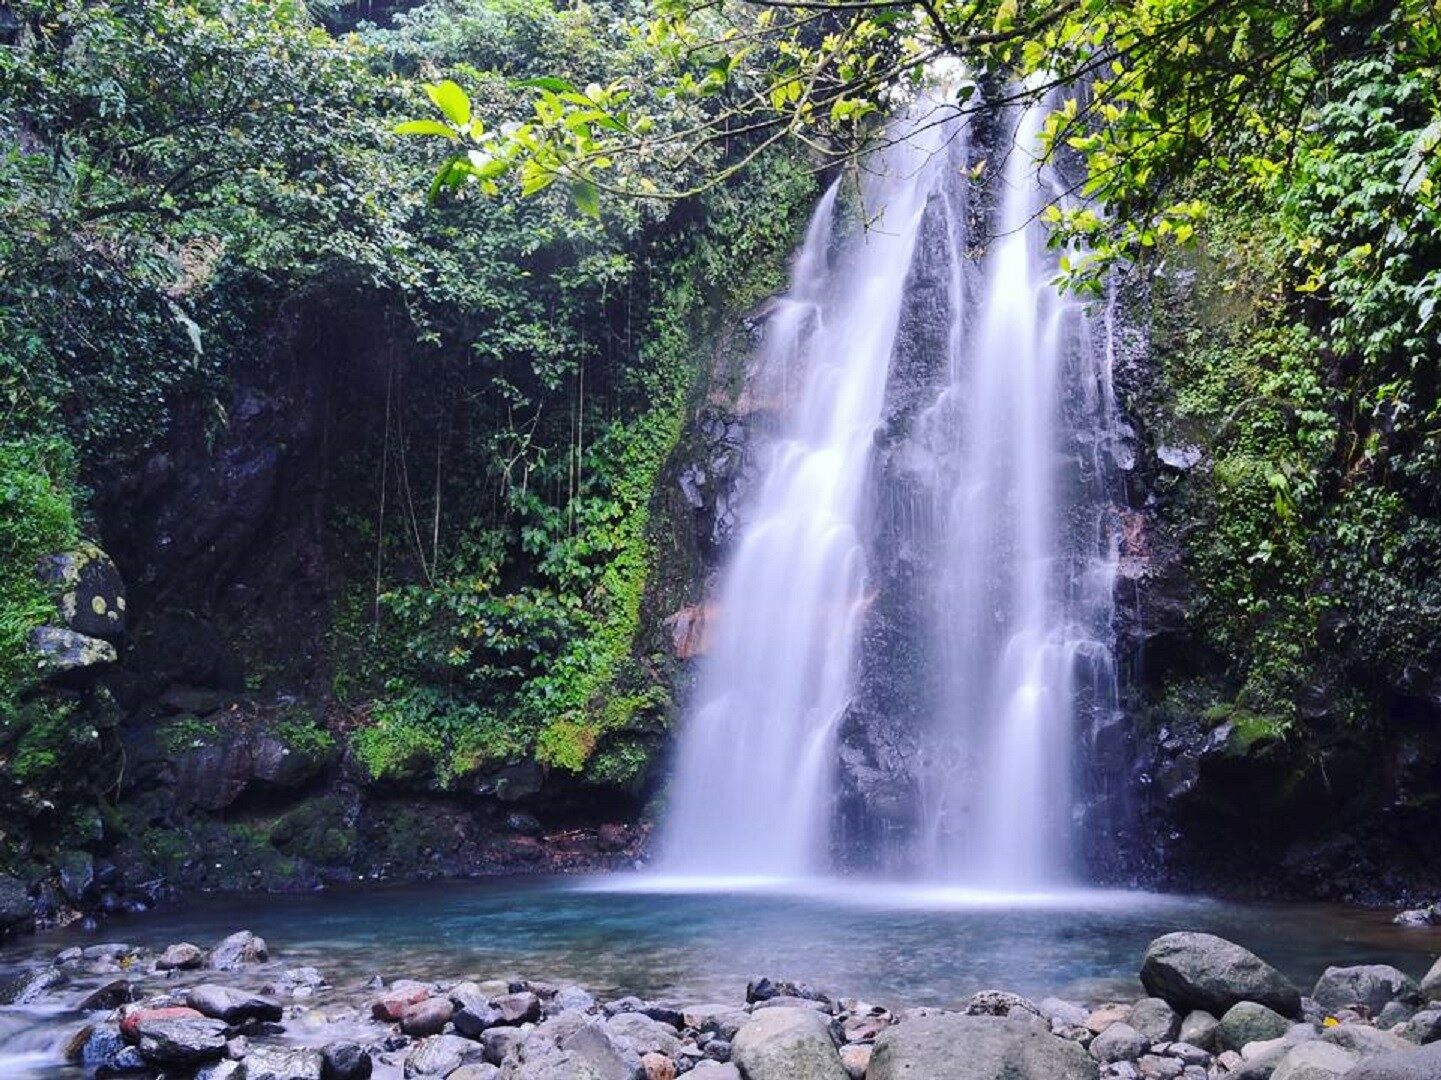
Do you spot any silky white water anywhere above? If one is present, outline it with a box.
[659,94,1118,885]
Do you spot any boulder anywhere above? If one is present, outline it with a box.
[731,1007,848,1080]
[492,991,542,1024]
[1345,1041,1441,1078]
[37,543,127,639]
[0,875,32,934]
[449,1067,502,1080]
[1178,1010,1218,1050]
[30,625,116,674]
[120,1006,206,1038]
[509,1022,642,1080]
[76,979,138,1011]
[211,930,268,970]
[239,1045,325,1080]
[158,943,206,970]
[1139,933,1301,1017]
[839,1043,871,1079]
[1311,966,1419,1014]
[641,1051,677,1080]
[187,984,283,1024]
[373,983,431,1021]
[1269,1041,1360,1080]
[1420,956,1441,1001]
[321,1042,373,1080]
[1129,998,1181,1043]
[747,977,829,1005]
[401,996,454,1037]
[57,850,96,904]
[132,1016,229,1067]
[1217,1002,1292,1052]
[869,1013,1098,1080]
[404,1034,486,1077]
[481,1026,525,1065]
[1092,1023,1149,1063]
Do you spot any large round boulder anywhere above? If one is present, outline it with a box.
[1311,966,1420,1014]
[1140,932,1301,1017]
[868,1013,1097,1080]
[37,544,127,639]
[731,1007,847,1080]
[1270,1041,1360,1080]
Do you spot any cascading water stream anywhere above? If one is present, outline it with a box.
[658,91,1119,887]
[658,116,964,878]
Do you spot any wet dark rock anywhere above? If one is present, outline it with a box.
[1422,956,1441,1001]
[133,1015,229,1066]
[480,1026,525,1064]
[869,1013,1097,1080]
[211,930,269,970]
[77,979,139,1011]
[30,625,117,674]
[746,977,828,1005]
[321,1041,374,1080]
[38,544,128,639]
[187,984,283,1023]
[596,824,629,853]
[1399,1008,1441,1044]
[453,1002,502,1037]
[57,850,96,904]
[13,966,66,1004]
[1140,933,1302,1017]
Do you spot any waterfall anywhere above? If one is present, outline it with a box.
[658,92,1119,887]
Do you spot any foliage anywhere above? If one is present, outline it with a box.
[0,438,78,718]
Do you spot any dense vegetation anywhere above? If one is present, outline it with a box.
[0,0,815,875]
[0,0,1438,899]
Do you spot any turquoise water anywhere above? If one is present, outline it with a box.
[2,875,1439,1074]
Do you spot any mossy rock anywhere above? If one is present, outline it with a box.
[36,543,127,640]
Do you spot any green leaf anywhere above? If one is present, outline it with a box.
[515,76,577,94]
[424,80,471,127]
[571,178,600,218]
[394,119,458,140]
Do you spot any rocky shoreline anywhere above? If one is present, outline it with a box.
[3,927,1439,1079]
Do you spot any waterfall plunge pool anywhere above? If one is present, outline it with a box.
[3,877,1437,1026]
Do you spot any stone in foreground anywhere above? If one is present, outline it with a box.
[1269,1040,1360,1080]
[1310,965,1419,1014]
[1345,1040,1441,1079]
[1140,933,1301,1017]
[731,1006,848,1080]
[1216,1001,1291,1052]
[868,1013,1097,1080]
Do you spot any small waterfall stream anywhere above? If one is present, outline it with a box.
[660,92,1120,886]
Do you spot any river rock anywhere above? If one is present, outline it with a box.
[640,1050,677,1080]
[76,979,138,1011]
[606,1011,682,1056]
[1270,1041,1360,1080]
[322,1042,373,1080]
[449,1067,501,1080]
[965,989,1044,1021]
[1321,1024,1413,1056]
[57,850,96,903]
[158,942,206,970]
[404,1034,487,1076]
[1092,1023,1149,1063]
[691,1064,742,1079]
[1217,1002,1292,1051]
[0,875,32,934]
[1088,1003,1134,1033]
[1420,956,1441,1001]
[1311,966,1419,1014]
[120,1006,206,1037]
[1136,1055,1183,1079]
[1345,1040,1441,1078]
[731,1007,847,1080]
[481,1026,525,1065]
[492,991,541,1024]
[30,625,117,673]
[1178,1010,1218,1049]
[1130,998,1181,1042]
[187,984,283,1023]
[869,1013,1098,1080]
[1140,933,1301,1017]
[133,1015,229,1066]
[454,1002,503,1037]
[509,1022,642,1080]
[401,996,454,1037]
[240,1045,325,1080]
[683,1004,749,1041]
[12,966,66,1004]
[373,982,431,1021]
[211,930,268,970]
[1399,1007,1441,1043]
[839,1043,871,1079]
